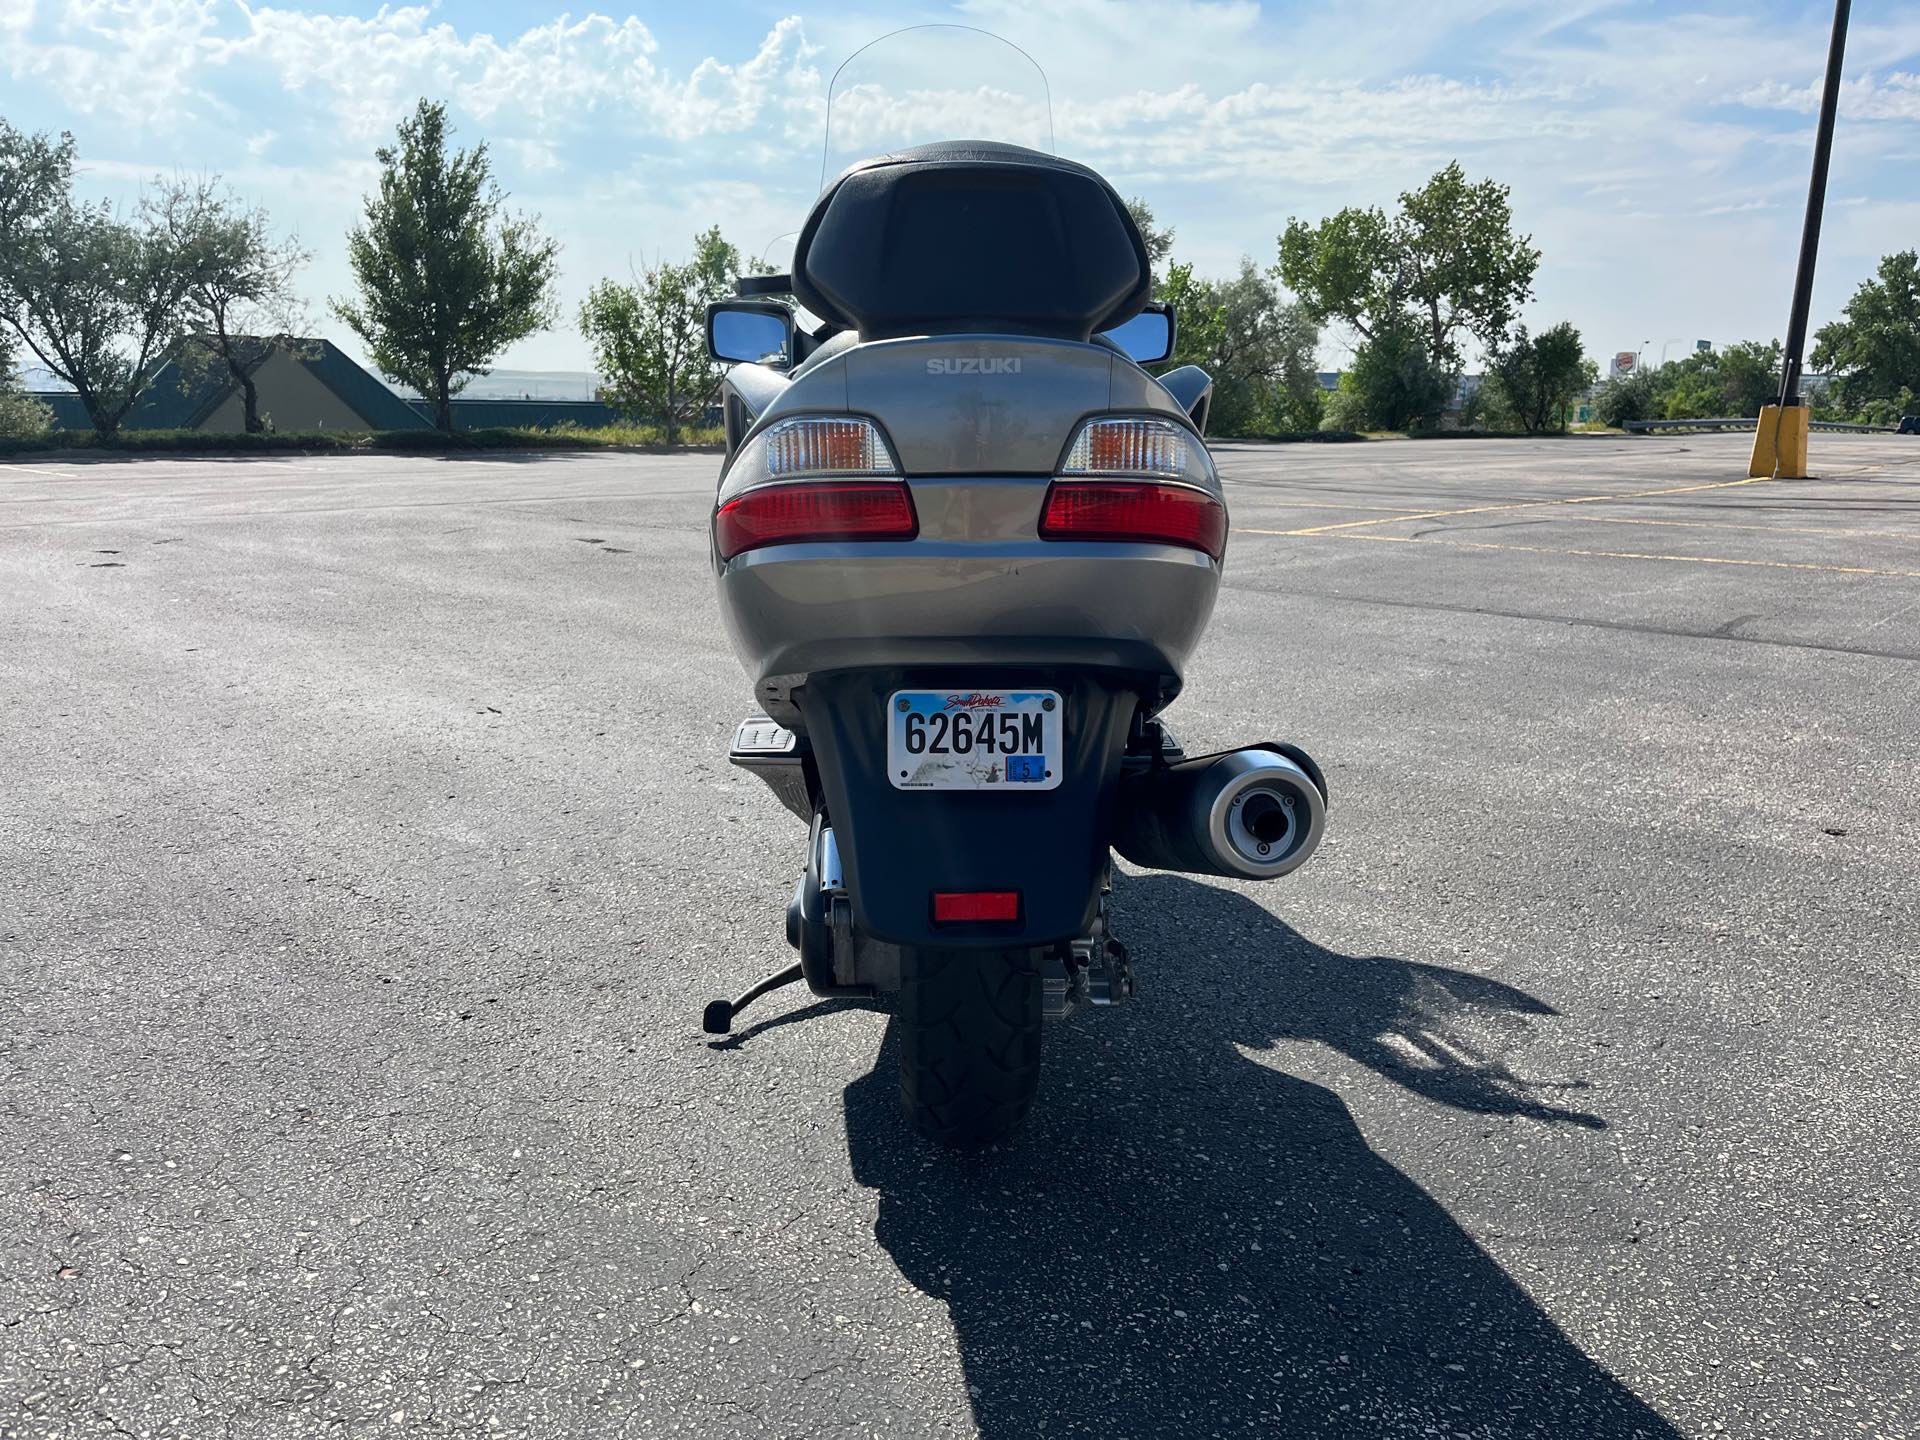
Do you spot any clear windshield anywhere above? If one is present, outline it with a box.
[746,231,799,279]
[819,25,1054,190]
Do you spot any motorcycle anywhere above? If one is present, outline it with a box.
[699,28,1328,1147]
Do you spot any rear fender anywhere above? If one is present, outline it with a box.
[801,670,1138,948]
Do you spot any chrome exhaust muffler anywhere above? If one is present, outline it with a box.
[1113,744,1328,881]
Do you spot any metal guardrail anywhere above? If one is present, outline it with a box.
[1621,418,1751,433]
[1622,417,1897,434]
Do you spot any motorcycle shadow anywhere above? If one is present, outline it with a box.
[842,872,1676,1439]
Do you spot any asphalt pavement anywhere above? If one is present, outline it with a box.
[1,434,1915,1438]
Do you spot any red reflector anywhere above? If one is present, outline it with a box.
[715,481,917,561]
[932,891,1021,924]
[1039,481,1226,560]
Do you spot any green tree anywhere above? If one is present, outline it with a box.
[1484,322,1598,432]
[0,119,72,245]
[150,177,310,433]
[1654,363,1721,421]
[1347,321,1453,431]
[0,333,52,439]
[1455,375,1503,429]
[332,100,559,433]
[1277,162,1539,373]
[0,120,191,435]
[1320,372,1368,432]
[0,122,68,440]
[1585,341,1785,426]
[1654,340,1781,420]
[1157,259,1228,427]
[1125,197,1175,290]
[1159,260,1224,370]
[1852,386,1918,428]
[1155,258,1321,435]
[1713,340,1784,418]
[1592,367,1659,428]
[1811,251,1920,422]
[579,227,739,444]
[1270,362,1327,434]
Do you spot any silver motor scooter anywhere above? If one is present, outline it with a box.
[699,47,1327,1148]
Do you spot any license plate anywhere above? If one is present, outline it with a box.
[886,689,1062,791]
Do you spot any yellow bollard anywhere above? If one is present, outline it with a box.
[1748,404,1810,478]
[1748,406,1780,476]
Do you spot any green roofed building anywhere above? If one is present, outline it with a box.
[31,338,430,433]
[24,338,632,433]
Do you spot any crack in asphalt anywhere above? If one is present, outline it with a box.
[1222,578,1920,664]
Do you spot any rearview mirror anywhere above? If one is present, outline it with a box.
[707,302,793,366]
[1100,304,1175,365]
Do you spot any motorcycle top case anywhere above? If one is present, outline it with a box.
[801,669,1137,949]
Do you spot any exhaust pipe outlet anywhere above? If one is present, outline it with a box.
[1113,744,1328,881]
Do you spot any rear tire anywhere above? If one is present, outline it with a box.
[897,947,1042,1149]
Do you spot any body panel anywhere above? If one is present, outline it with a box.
[719,335,1195,490]
[717,526,1218,693]
[843,337,1111,474]
[712,334,1223,698]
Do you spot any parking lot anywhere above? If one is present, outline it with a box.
[2,433,1915,1438]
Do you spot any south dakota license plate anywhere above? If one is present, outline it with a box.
[886,690,1062,791]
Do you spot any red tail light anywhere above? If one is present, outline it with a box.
[715,481,917,561]
[1039,481,1226,560]
[932,891,1021,924]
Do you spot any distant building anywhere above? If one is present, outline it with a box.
[31,338,429,432]
[26,339,624,432]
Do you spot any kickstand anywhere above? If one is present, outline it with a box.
[702,962,805,1035]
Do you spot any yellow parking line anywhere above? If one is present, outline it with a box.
[1239,511,1920,542]
[1238,475,1779,537]
[1310,531,1920,580]
[1549,513,1920,542]
[1227,498,1431,513]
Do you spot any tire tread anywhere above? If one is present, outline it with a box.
[897,947,1042,1149]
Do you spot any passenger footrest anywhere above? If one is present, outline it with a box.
[729,713,815,822]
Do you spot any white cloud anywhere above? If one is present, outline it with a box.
[500,137,564,175]
[5,0,1918,374]
[3,3,821,147]
[4,0,220,126]
[654,16,821,142]
[1056,75,1593,192]
[206,7,664,143]
[1743,71,1920,123]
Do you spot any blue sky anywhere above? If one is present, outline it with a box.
[6,0,1919,375]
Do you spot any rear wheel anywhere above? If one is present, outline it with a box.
[897,946,1043,1149]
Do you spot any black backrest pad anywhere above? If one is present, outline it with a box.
[791,142,1151,341]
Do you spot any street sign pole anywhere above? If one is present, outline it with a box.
[1751,0,1851,478]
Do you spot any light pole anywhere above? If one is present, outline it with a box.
[1751,0,1851,478]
